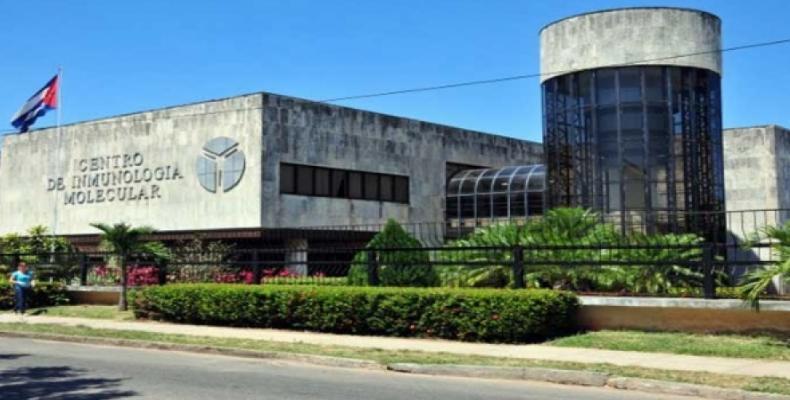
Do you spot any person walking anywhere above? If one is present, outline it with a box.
[9,262,34,314]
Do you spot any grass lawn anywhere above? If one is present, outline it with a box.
[26,306,790,361]
[25,305,134,321]
[0,322,788,396]
[549,330,790,361]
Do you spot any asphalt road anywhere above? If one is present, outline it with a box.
[0,338,702,400]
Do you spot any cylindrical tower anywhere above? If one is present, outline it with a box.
[540,7,725,238]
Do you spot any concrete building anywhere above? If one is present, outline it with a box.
[541,7,725,238]
[0,92,541,249]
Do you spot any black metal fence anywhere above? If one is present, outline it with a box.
[1,208,787,299]
[0,240,778,299]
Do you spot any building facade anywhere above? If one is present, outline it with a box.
[0,92,542,247]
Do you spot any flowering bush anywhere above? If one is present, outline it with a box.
[212,268,255,284]
[127,265,159,287]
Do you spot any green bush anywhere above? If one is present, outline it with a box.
[133,284,578,343]
[441,207,706,294]
[0,282,70,309]
[348,219,439,287]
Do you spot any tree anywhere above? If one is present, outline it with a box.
[740,222,790,311]
[348,219,438,287]
[90,223,170,310]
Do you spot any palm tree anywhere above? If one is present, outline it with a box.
[91,223,170,310]
[740,223,790,311]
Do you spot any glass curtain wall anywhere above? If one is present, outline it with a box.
[542,66,725,239]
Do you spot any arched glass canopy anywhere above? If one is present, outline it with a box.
[446,165,546,225]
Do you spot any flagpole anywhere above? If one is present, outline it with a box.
[52,67,63,244]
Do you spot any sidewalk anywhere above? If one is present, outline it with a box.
[2,313,789,380]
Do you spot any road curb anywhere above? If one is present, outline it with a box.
[607,377,790,400]
[3,330,789,400]
[387,363,609,386]
[0,330,384,370]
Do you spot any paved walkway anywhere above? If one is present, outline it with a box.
[2,314,789,380]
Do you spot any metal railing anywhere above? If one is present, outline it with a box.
[0,240,778,299]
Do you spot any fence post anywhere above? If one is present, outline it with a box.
[79,254,89,286]
[157,260,168,285]
[252,250,262,284]
[512,246,525,289]
[702,243,716,299]
[366,250,379,286]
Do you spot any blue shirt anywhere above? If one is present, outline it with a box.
[11,271,32,288]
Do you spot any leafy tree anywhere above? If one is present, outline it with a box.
[0,226,73,280]
[91,223,171,310]
[739,222,790,310]
[348,219,438,287]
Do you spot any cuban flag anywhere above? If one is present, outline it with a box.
[10,74,59,133]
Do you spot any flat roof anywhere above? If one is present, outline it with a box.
[539,7,720,34]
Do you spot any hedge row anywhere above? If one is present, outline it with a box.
[133,284,578,343]
[0,282,70,309]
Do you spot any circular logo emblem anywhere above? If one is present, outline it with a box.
[196,137,246,193]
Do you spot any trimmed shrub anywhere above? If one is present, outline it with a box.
[0,282,70,309]
[348,219,439,287]
[133,284,578,343]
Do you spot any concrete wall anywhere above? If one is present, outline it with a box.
[578,296,790,335]
[259,93,542,228]
[723,125,790,236]
[540,7,721,82]
[0,95,263,235]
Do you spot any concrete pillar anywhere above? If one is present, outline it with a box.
[285,238,308,276]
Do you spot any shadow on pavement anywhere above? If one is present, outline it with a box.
[0,366,138,399]
[0,353,30,360]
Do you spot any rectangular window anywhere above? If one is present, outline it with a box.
[280,164,295,194]
[296,165,313,195]
[281,163,409,204]
[380,175,394,201]
[331,170,347,197]
[394,176,409,203]
[348,172,363,199]
[314,167,330,196]
[364,173,378,200]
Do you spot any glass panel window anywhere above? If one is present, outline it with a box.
[618,69,641,103]
[296,166,313,195]
[644,67,665,102]
[314,168,330,196]
[364,173,378,200]
[596,70,616,105]
[348,172,363,199]
[380,175,394,201]
[280,164,295,194]
[331,170,347,197]
[394,176,409,203]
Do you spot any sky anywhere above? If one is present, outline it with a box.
[1,0,789,143]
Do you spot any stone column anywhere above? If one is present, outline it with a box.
[285,238,308,276]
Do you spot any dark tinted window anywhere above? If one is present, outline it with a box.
[380,175,394,201]
[280,164,295,194]
[315,168,330,196]
[394,176,409,203]
[296,166,313,195]
[331,170,347,197]
[364,173,378,200]
[349,172,363,199]
[280,163,409,204]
